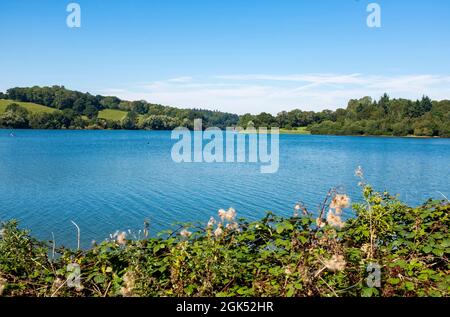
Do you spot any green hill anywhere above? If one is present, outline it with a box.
[98,109,145,123]
[0,99,56,114]
[97,109,128,121]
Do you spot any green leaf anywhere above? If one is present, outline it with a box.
[441,239,450,248]
[387,278,400,285]
[285,222,294,231]
[432,248,444,257]
[362,287,374,297]
[237,287,249,295]
[404,281,415,291]
[418,274,428,282]
[286,286,295,297]
[422,246,432,253]
[93,274,105,284]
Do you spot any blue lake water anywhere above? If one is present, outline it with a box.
[0,130,449,248]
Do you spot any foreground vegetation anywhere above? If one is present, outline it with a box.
[1,86,449,137]
[0,173,448,297]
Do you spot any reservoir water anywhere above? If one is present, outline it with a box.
[0,130,449,247]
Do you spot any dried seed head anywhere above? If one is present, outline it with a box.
[324,254,346,272]
[116,231,127,245]
[214,224,223,238]
[0,277,7,296]
[207,216,216,229]
[120,271,136,297]
[316,217,326,228]
[180,229,192,238]
[218,207,237,222]
[226,222,239,231]
[326,210,346,229]
[330,194,350,210]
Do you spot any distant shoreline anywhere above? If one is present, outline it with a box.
[2,87,449,138]
[2,128,448,139]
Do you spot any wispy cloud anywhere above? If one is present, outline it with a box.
[215,73,365,84]
[102,73,450,114]
[166,76,194,83]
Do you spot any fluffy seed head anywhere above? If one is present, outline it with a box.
[324,254,346,272]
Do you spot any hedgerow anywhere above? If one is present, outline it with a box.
[0,174,448,297]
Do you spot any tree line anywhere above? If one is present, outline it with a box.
[238,94,450,137]
[0,86,239,130]
[1,86,449,137]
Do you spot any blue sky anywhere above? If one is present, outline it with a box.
[1,0,450,114]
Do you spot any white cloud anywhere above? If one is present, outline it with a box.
[102,74,450,114]
[166,76,194,83]
[215,73,365,85]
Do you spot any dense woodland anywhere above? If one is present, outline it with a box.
[239,94,450,137]
[0,86,449,137]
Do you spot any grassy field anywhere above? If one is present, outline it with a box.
[280,127,311,134]
[97,109,128,121]
[0,99,56,114]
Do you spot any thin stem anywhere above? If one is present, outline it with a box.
[318,188,333,219]
[51,232,56,260]
[71,221,80,251]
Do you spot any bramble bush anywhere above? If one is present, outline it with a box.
[0,175,449,297]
